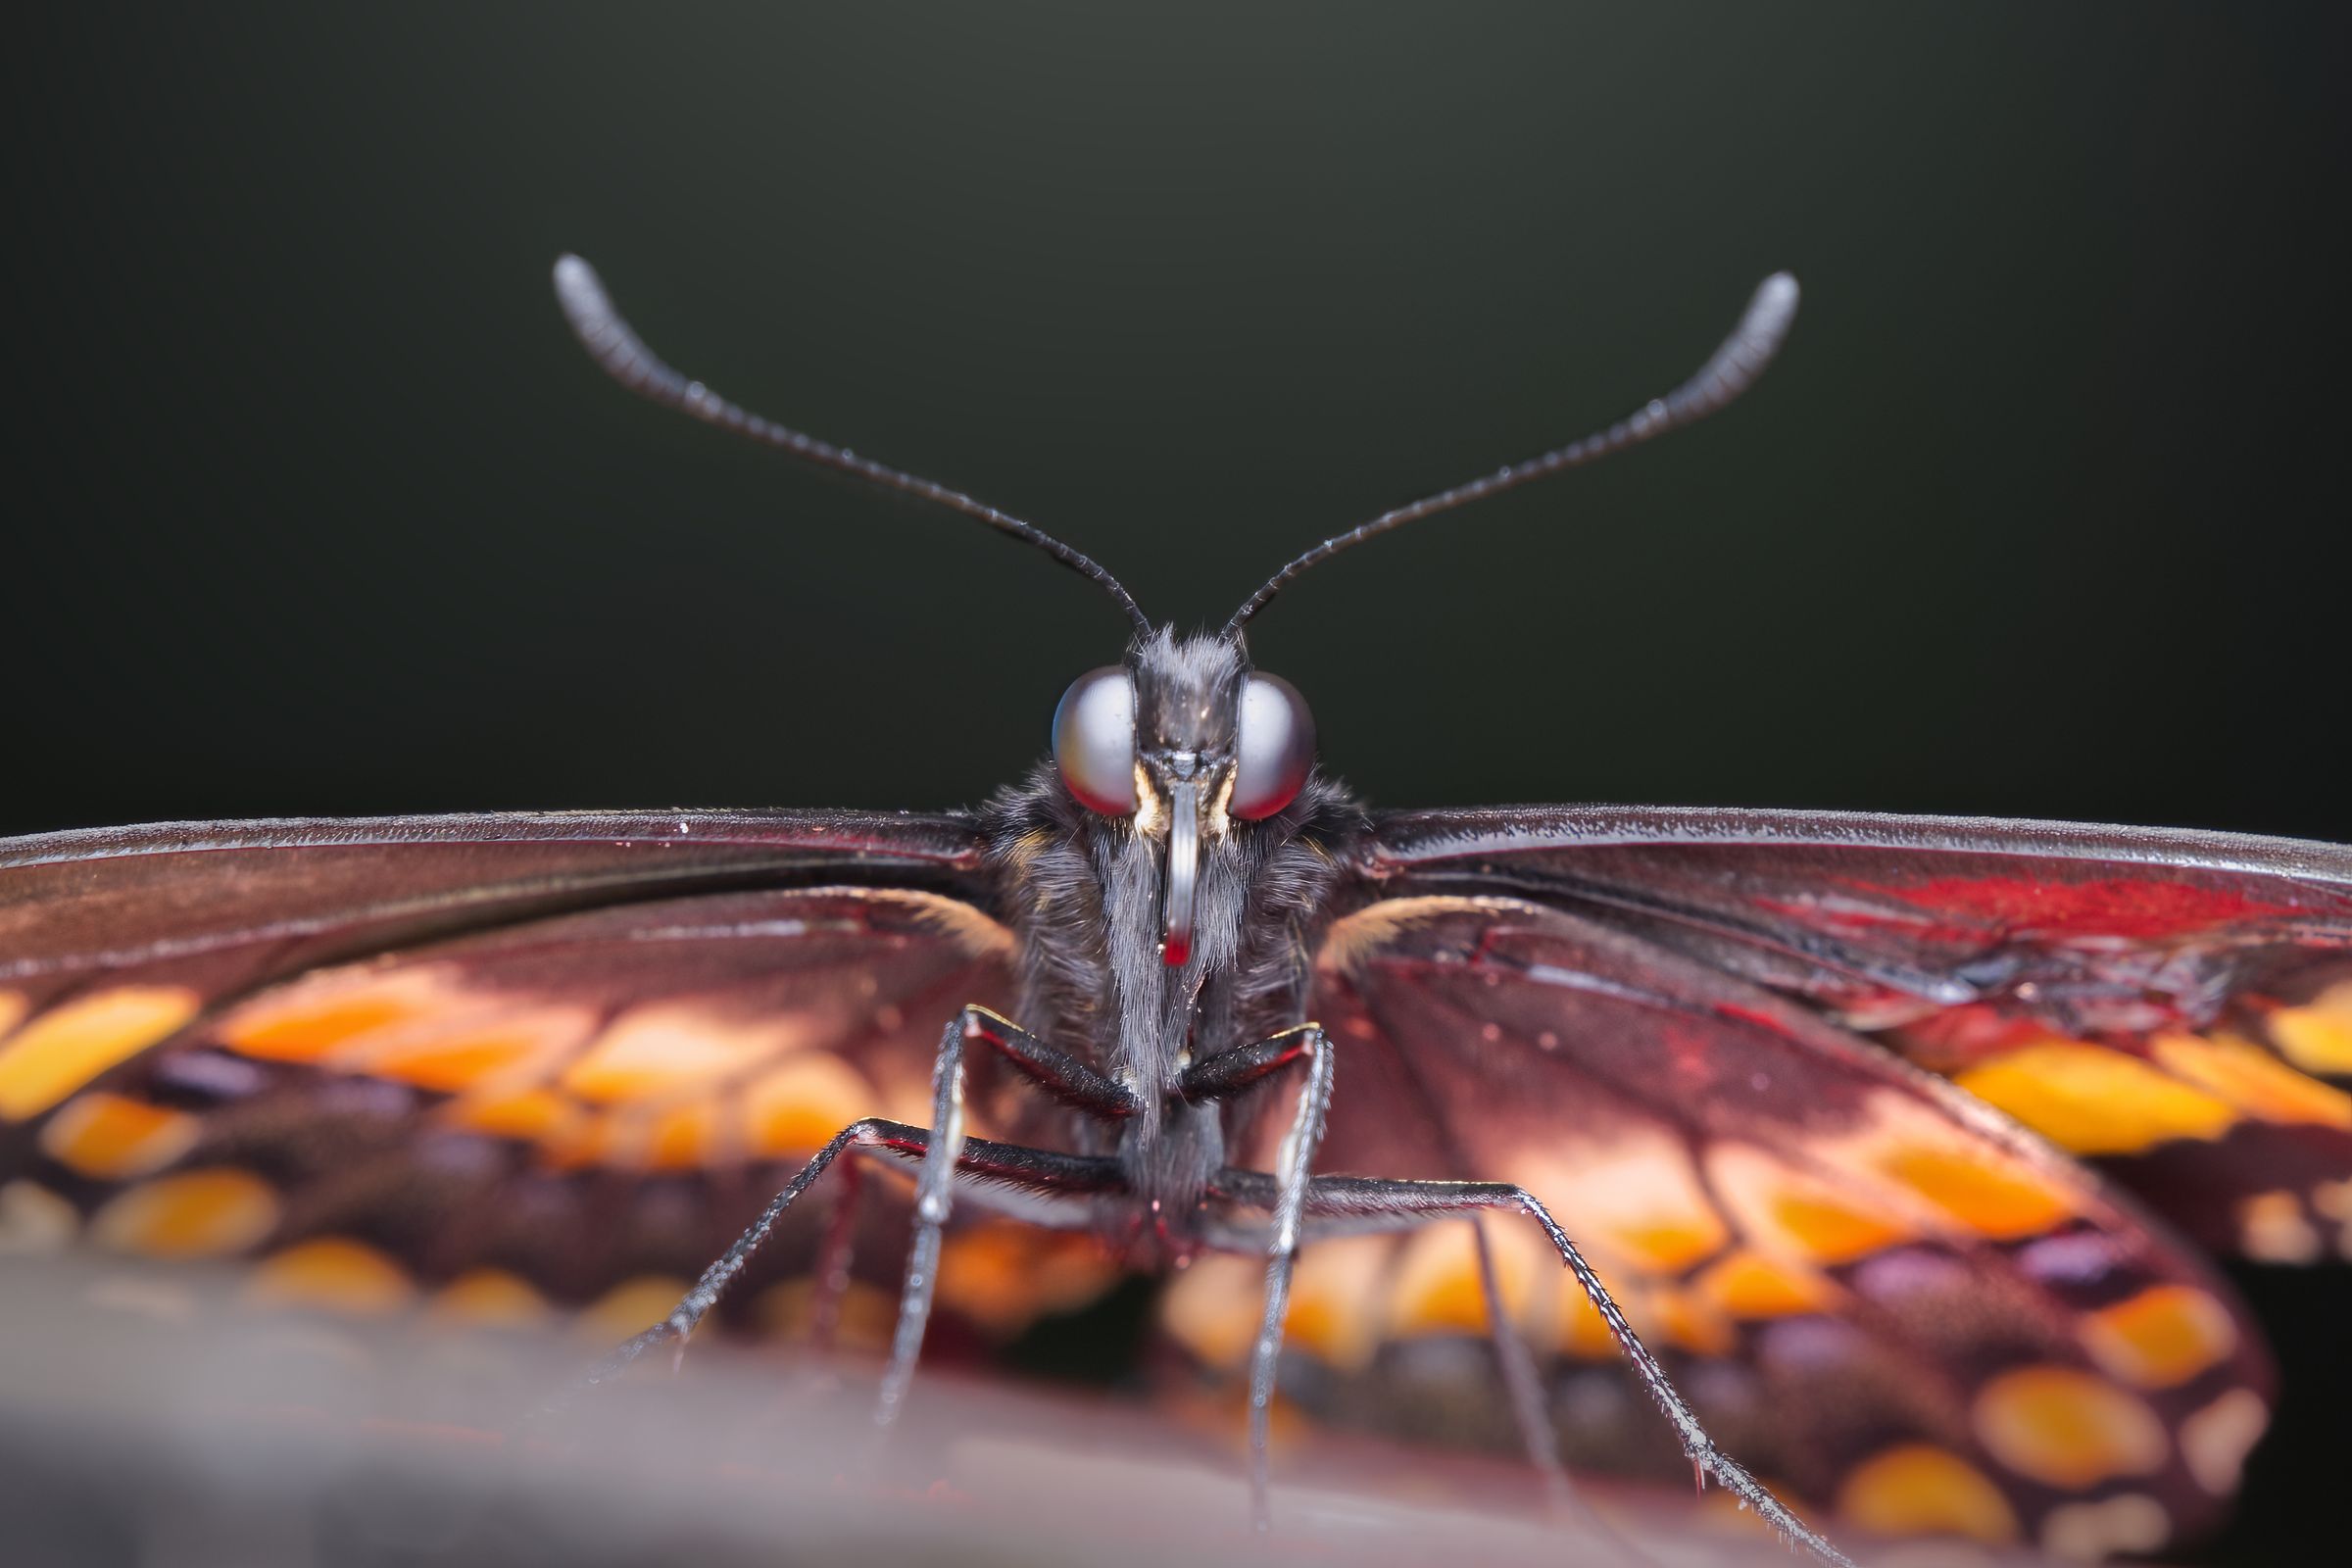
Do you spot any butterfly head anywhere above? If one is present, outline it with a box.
[1053,629,1315,966]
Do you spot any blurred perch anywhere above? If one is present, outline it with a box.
[0,1259,2007,1568]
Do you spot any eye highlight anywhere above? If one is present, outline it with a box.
[1232,673,1314,819]
[1052,667,1138,815]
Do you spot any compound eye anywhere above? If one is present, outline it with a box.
[1232,673,1315,819]
[1052,666,1139,815]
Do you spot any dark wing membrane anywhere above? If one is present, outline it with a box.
[1168,895,2275,1558]
[0,813,1117,1345]
[1362,807,2352,1263]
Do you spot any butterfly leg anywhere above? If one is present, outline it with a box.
[1252,1172,1857,1568]
[806,1155,864,1354]
[1178,1025,1335,1529]
[574,1118,1121,1395]
[876,1004,1142,1427]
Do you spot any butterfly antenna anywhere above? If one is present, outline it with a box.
[1223,271,1799,635]
[554,255,1152,634]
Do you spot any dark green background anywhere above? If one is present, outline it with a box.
[6,5,2346,1561]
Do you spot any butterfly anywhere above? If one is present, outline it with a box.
[2,257,2346,1566]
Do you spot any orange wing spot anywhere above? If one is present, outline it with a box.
[220,979,432,1063]
[1707,1145,1912,1265]
[1556,1276,1621,1360]
[1271,1235,1396,1372]
[1158,1253,1266,1371]
[1973,1366,2168,1489]
[562,1004,821,1103]
[37,1092,200,1180]
[579,1275,689,1341]
[539,1107,632,1171]
[755,1277,895,1352]
[362,1015,582,1094]
[427,1268,553,1329]
[1954,1043,2236,1155]
[2151,1031,2352,1129]
[2041,1495,2169,1561]
[1648,1286,1736,1356]
[935,1223,1122,1339]
[89,1167,278,1259]
[1694,1250,1837,1320]
[2236,1189,2322,1263]
[2269,981,2352,1077]
[439,1087,585,1146]
[1503,1132,1729,1278]
[0,987,200,1120]
[2081,1284,2239,1390]
[1834,1444,2019,1545]
[1772,1192,1909,1262]
[641,1100,725,1172]
[1878,1144,2071,1240]
[1388,1223,1492,1339]
[0,1179,80,1253]
[247,1237,416,1316]
[2180,1388,2268,1494]
[741,1054,879,1158]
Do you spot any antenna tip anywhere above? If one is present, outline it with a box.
[552,254,611,328]
[1749,271,1800,331]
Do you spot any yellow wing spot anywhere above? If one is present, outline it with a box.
[1973,1366,2167,1489]
[579,1274,690,1341]
[2269,981,2352,1077]
[37,1092,200,1180]
[1277,1238,1396,1372]
[1879,1144,2072,1240]
[89,1167,278,1259]
[755,1278,895,1352]
[0,1179,79,1254]
[246,1237,416,1316]
[741,1054,878,1158]
[2039,1494,2169,1563]
[0,987,200,1120]
[2236,1189,2322,1263]
[1834,1444,2020,1545]
[935,1223,1122,1339]
[1955,1043,2236,1155]
[2151,1031,2352,1128]
[2180,1387,2268,1494]
[219,976,436,1062]
[563,1004,825,1103]
[1158,1253,1265,1371]
[2081,1284,2238,1390]
[427,1268,553,1329]
[1694,1250,1837,1320]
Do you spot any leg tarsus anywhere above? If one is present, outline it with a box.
[876,1014,971,1430]
[1244,1024,1334,1530]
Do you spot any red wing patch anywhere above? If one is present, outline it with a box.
[1166,894,2278,1559]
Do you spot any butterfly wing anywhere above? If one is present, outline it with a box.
[0,812,1113,1344]
[1359,806,2352,1263]
[1170,888,2278,1556]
